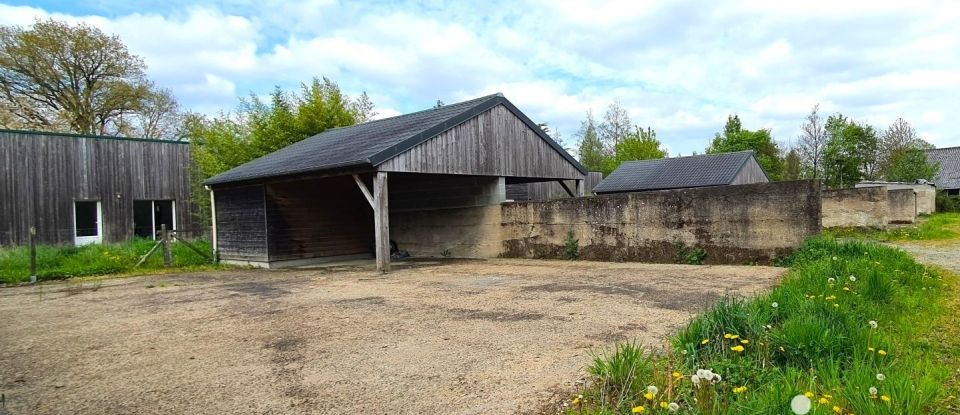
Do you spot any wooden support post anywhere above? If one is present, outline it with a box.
[29,226,37,283]
[373,171,390,273]
[208,186,218,261]
[558,180,576,198]
[161,224,172,267]
[576,179,585,197]
[353,174,375,208]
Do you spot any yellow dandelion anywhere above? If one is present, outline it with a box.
[880,395,890,403]
[804,391,815,398]
[733,386,747,393]
[701,339,710,345]
[779,346,786,352]
[843,286,850,291]
[819,397,829,404]
[823,394,833,399]
[632,405,646,413]
[878,349,887,356]
[868,347,876,352]
[660,401,669,409]
[672,371,682,379]
[740,339,750,345]
[832,405,842,414]
[572,395,582,405]
[731,345,745,352]
[644,392,655,401]
[825,295,837,301]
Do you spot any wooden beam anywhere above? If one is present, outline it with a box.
[576,179,585,197]
[353,174,375,209]
[207,186,218,261]
[373,171,390,273]
[558,180,575,198]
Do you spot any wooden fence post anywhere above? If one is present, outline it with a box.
[161,224,172,267]
[29,226,37,283]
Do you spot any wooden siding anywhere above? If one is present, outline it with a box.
[265,176,374,261]
[377,105,584,180]
[214,184,268,260]
[731,157,770,185]
[0,130,196,246]
[389,173,504,212]
[506,172,603,201]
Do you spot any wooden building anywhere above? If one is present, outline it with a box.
[0,129,197,246]
[592,151,769,195]
[205,93,587,271]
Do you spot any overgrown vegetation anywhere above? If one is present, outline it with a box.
[565,230,580,260]
[0,239,218,284]
[824,213,960,242]
[568,238,955,414]
[936,191,960,213]
[674,243,707,265]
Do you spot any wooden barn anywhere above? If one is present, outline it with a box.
[592,151,769,195]
[205,93,587,271]
[0,129,197,246]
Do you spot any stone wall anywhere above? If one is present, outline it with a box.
[887,189,917,224]
[500,180,821,265]
[855,182,936,215]
[822,187,889,228]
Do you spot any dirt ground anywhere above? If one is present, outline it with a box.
[0,258,783,415]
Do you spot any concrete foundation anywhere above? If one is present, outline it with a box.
[822,187,889,228]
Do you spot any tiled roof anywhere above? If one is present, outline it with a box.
[592,151,759,194]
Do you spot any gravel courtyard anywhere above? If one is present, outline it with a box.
[0,259,783,414]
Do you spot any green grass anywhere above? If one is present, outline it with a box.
[568,238,955,414]
[824,213,960,242]
[0,238,218,284]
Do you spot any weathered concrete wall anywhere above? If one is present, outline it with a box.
[856,182,936,214]
[887,189,917,224]
[822,187,889,228]
[500,180,821,265]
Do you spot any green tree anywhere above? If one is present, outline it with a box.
[601,126,667,175]
[783,148,802,181]
[188,77,373,224]
[598,100,631,151]
[0,19,177,136]
[878,118,934,178]
[884,148,940,183]
[707,115,783,180]
[576,110,606,172]
[821,114,879,188]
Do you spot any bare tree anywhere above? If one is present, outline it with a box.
[797,104,828,179]
[130,87,182,139]
[878,117,934,177]
[598,100,632,151]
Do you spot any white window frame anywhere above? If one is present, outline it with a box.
[73,200,103,246]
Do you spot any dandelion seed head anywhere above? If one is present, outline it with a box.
[772,302,779,308]
[869,320,878,329]
[876,373,886,381]
[668,402,680,412]
[791,395,812,414]
[869,387,878,395]
[849,275,857,282]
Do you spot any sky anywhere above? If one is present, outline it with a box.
[2,0,959,155]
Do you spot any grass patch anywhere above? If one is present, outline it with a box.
[824,212,960,242]
[0,238,219,284]
[567,238,952,414]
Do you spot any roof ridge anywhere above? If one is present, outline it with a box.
[0,127,187,144]
[337,93,502,131]
[622,150,753,164]
[928,145,960,151]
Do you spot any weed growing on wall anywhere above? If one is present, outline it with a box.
[565,230,580,260]
[673,242,707,265]
[566,238,952,414]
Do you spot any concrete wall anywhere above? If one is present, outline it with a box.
[500,180,820,265]
[887,189,917,224]
[822,187,889,228]
[856,182,936,214]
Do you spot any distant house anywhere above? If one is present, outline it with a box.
[0,129,198,246]
[592,151,769,195]
[926,146,960,195]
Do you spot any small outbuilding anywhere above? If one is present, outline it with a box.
[926,146,960,195]
[204,94,587,271]
[855,181,936,215]
[591,151,769,195]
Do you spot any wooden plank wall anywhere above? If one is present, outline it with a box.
[214,184,268,260]
[506,172,603,201]
[0,130,196,246]
[731,157,770,185]
[264,176,374,261]
[377,105,584,180]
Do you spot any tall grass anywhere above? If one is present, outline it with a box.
[0,238,215,284]
[570,238,951,414]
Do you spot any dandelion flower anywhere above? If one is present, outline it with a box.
[878,349,887,356]
[691,375,701,386]
[647,385,658,396]
[731,345,745,352]
[869,387,878,396]
[772,302,779,308]
[828,277,836,283]
[672,371,682,379]
[868,347,876,352]
[825,295,837,301]
[843,286,851,291]
[880,395,890,403]
[804,391,815,398]
[819,397,829,404]
[644,391,655,400]
[572,395,581,405]
[632,405,646,413]
[668,402,680,412]
[876,373,885,381]
[792,394,812,414]
[869,320,878,329]
[741,339,750,344]
[660,401,668,409]
[701,338,710,345]
[832,405,842,414]
[832,256,838,261]
[780,346,786,352]
[733,385,747,393]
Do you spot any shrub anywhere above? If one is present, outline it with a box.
[564,230,579,260]
[936,190,960,212]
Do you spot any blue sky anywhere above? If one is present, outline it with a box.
[3,0,959,155]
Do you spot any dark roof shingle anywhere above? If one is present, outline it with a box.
[927,146,960,189]
[205,94,584,185]
[592,151,760,194]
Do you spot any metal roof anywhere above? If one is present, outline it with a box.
[927,146,960,189]
[205,94,585,185]
[592,151,760,194]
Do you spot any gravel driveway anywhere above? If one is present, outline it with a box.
[0,259,783,414]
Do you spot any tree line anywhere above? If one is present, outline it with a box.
[575,101,939,185]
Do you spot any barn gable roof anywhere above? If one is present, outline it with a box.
[205,94,585,185]
[592,151,761,194]
[927,146,960,189]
